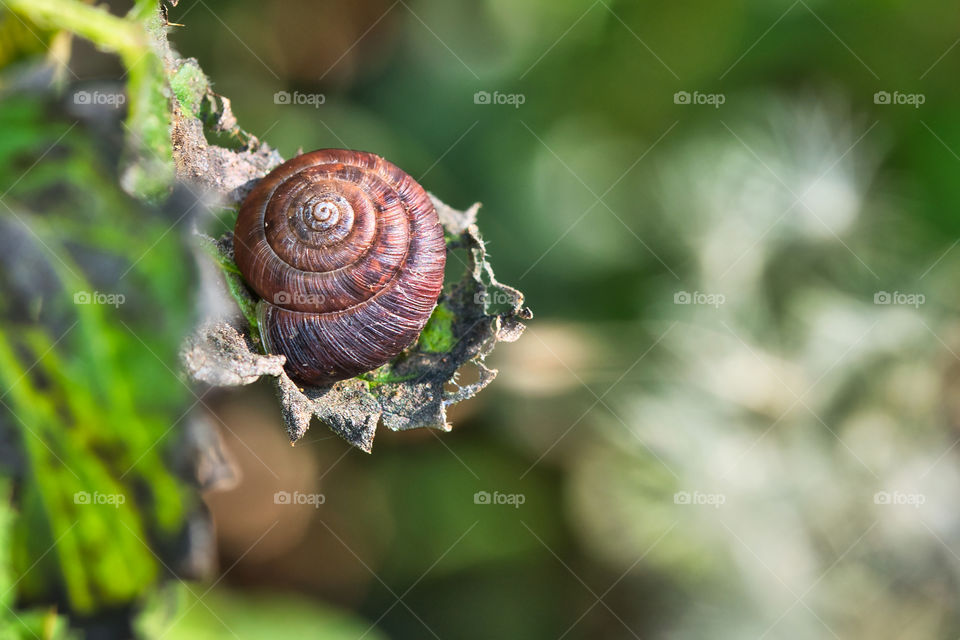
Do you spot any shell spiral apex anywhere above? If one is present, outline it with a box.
[233,149,447,385]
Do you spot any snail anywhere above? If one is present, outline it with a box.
[233,149,447,386]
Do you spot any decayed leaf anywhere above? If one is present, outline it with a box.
[182,198,532,451]
[181,322,285,386]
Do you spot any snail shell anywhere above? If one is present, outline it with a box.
[234,149,446,385]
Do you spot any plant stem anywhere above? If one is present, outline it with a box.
[6,0,144,59]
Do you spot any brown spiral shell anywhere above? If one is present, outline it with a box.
[234,149,446,386]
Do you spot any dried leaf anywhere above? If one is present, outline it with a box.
[182,201,531,451]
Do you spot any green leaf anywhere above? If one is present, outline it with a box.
[137,586,390,640]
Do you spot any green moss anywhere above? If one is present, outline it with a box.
[358,368,417,387]
[169,60,209,119]
[197,233,261,342]
[418,304,456,353]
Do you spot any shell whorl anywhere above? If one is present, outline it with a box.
[234,149,447,385]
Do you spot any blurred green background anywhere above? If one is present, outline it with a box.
[4,0,960,638]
